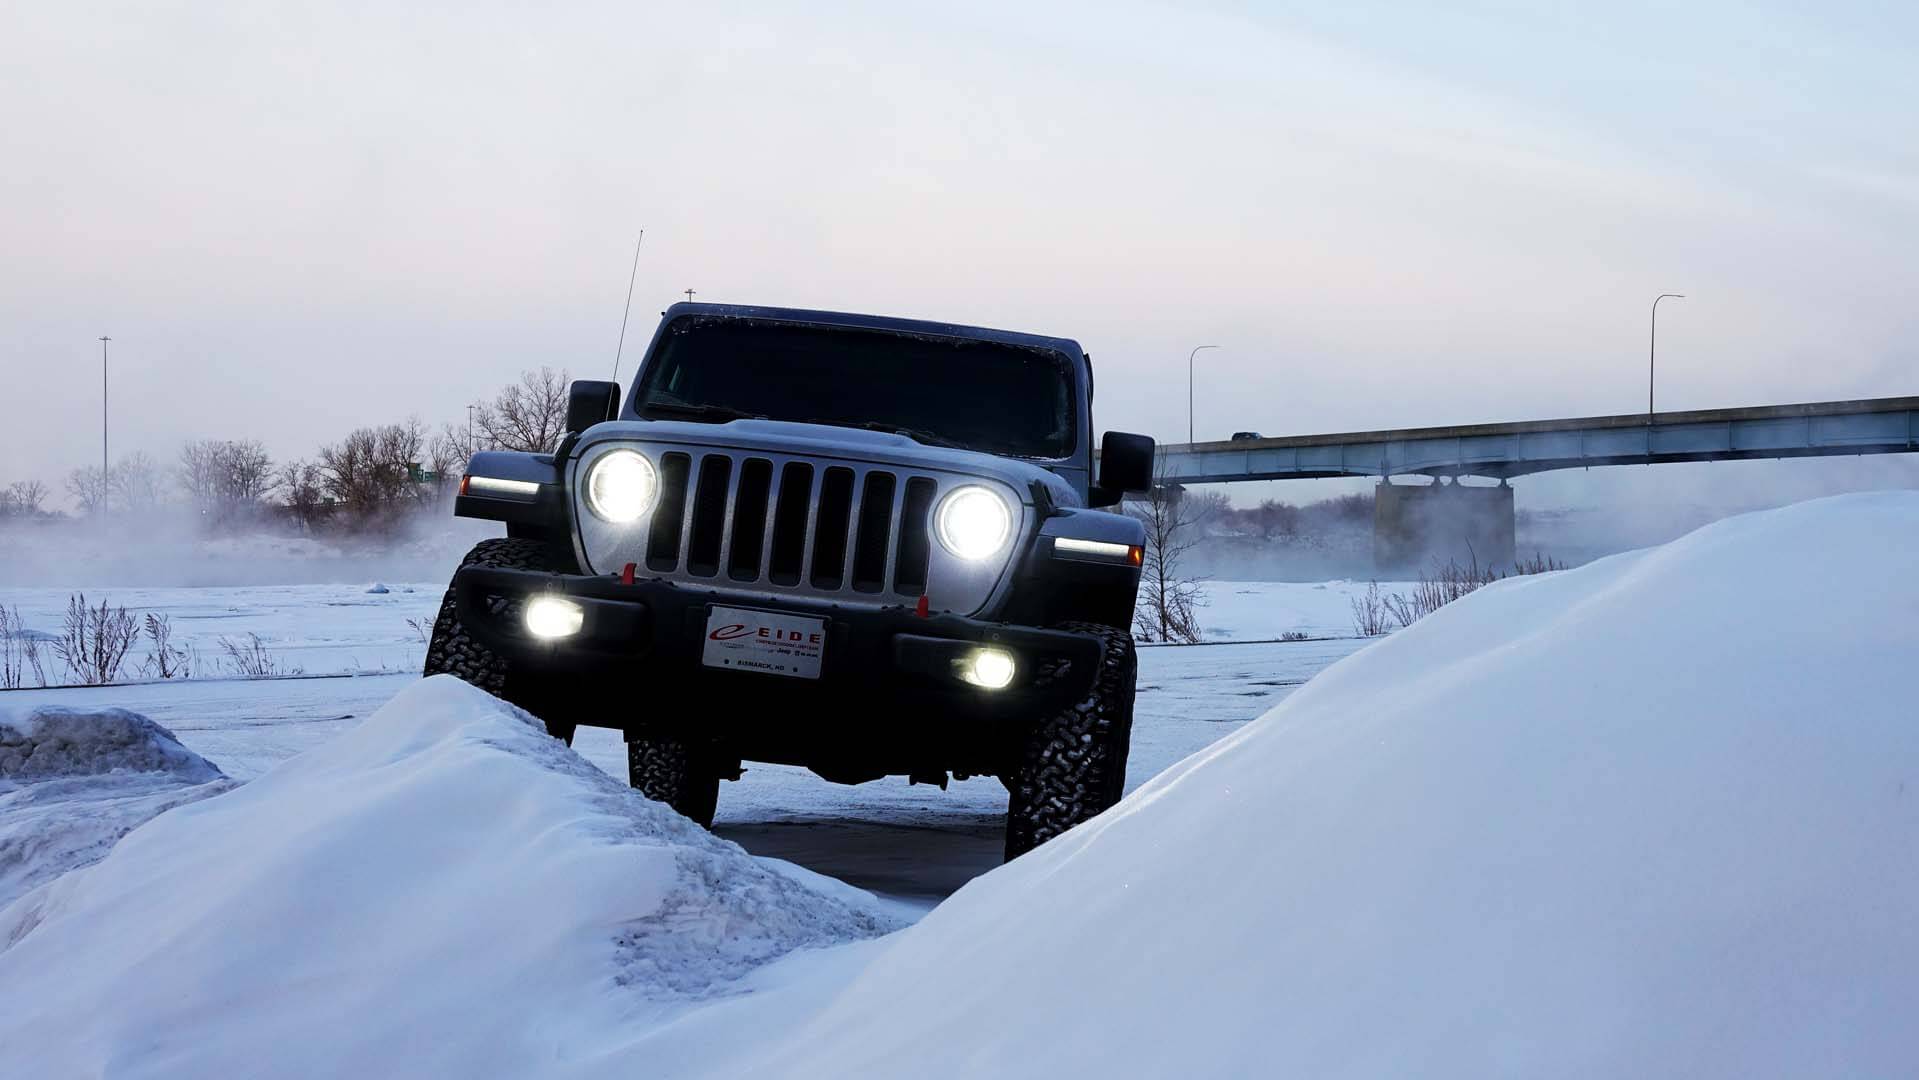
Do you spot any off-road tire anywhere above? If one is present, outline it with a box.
[423,537,580,744]
[1003,621,1137,861]
[628,737,721,828]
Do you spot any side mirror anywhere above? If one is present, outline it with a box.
[566,380,621,434]
[1090,431,1156,507]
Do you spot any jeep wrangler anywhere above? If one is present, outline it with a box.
[424,303,1156,860]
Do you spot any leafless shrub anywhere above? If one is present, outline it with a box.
[1350,580,1392,637]
[1513,550,1567,575]
[218,633,295,678]
[404,616,431,645]
[1128,474,1208,643]
[1384,553,1508,629]
[1280,630,1311,642]
[141,613,194,680]
[54,593,141,685]
[0,606,32,688]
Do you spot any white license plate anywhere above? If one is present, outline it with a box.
[701,606,827,680]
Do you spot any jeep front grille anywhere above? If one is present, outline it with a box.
[608,450,949,598]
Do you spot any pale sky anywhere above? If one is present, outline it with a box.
[4,1,1915,509]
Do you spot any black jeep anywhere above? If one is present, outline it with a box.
[425,304,1155,859]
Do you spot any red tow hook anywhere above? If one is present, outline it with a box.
[914,594,930,618]
[620,562,637,586]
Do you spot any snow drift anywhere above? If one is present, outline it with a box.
[0,706,231,909]
[0,677,897,1077]
[719,493,1919,1078]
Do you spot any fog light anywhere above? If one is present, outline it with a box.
[962,648,1016,690]
[524,596,584,639]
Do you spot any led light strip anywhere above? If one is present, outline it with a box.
[462,475,541,499]
[1052,537,1143,565]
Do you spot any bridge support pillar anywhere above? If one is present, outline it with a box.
[1374,479,1515,573]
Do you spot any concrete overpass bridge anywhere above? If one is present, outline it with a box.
[1152,396,1919,570]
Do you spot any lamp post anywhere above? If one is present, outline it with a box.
[99,335,110,509]
[1649,294,1684,419]
[1187,344,1219,445]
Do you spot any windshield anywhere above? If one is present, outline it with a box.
[632,317,1077,459]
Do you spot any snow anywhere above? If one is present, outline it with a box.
[1190,578,1410,641]
[0,579,1370,692]
[0,677,898,1077]
[0,582,440,680]
[714,492,1919,1077]
[3,492,1914,1076]
[0,705,232,909]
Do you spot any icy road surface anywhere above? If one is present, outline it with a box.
[0,638,1366,909]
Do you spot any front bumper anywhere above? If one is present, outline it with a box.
[451,567,1102,745]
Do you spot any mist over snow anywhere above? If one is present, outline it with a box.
[0,513,495,589]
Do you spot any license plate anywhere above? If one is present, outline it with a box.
[701,606,827,680]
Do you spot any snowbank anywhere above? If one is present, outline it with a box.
[0,677,897,1076]
[731,493,1919,1077]
[0,706,231,908]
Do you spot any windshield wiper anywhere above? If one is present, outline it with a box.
[640,401,768,424]
[799,419,967,450]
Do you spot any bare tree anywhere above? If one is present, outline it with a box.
[278,459,327,531]
[470,367,571,453]
[1254,498,1299,540]
[66,465,111,514]
[180,439,275,522]
[1,480,48,518]
[110,452,167,513]
[317,418,433,528]
[1127,476,1209,643]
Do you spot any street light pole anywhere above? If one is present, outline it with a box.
[1187,344,1219,445]
[1649,294,1684,420]
[99,335,111,507]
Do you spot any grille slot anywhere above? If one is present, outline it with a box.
[809,467,856,589]
[728,458,774,581]
[850,472,897,593]
[893,477,937,595]
[767,462,813,585]
[684,455,732,577]
[645,452,692,572]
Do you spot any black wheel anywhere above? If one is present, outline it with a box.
[1003,621,1137,861]
[423,537,580,744]
[627,737,722,828]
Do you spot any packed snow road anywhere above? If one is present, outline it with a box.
[0,637,1366,909]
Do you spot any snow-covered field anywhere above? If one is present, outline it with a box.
[4,494,1916,1076]
[0,577,1393,688]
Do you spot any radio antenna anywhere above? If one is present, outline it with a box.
[609,230,644,381]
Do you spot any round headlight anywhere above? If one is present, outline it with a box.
[934,485,1013,561]
[584,450,658,523]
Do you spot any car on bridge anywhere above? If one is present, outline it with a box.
[425,303,1158,859]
